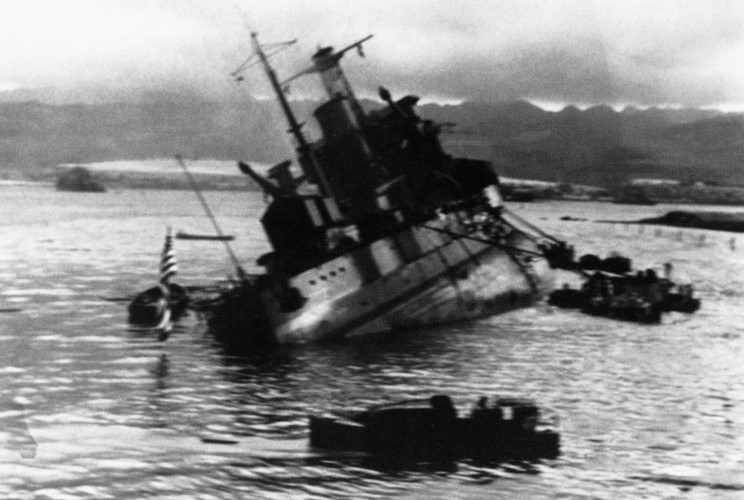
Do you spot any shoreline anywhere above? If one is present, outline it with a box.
[600,210,744,233]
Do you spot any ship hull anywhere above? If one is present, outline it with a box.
[210,214,553,344]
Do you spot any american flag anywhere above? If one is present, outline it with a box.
[159,227,177,285]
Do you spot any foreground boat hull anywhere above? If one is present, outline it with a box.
[309,415,559,459]
[309,395,560,460]
[209,215,553,345]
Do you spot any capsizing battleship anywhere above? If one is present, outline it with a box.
[203,33,566,345]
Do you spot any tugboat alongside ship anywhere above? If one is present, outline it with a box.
[198,34,563,346]
[548,257,700,323]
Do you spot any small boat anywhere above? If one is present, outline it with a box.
[549,265,700,323]
[128,228,190,326]
[309,395,560,460]
[175,231,235,241]
[128,282,190,324]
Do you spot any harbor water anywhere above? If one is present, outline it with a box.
[1,185,743,499]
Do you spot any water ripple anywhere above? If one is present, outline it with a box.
[1,190,743,498]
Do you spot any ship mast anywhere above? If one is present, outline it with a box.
[250,32,331,197]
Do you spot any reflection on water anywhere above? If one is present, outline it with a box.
[1,186,743,498]
[0,397,37,459]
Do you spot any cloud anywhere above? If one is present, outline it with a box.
[0,0,742,108]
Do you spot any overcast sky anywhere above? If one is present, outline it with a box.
[1,0,742,110]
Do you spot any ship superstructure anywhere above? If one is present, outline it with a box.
[207,34,556,344]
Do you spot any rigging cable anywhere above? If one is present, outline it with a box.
[175,155,246,279]
[417,224,544,258]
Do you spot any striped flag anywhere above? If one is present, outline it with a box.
[156,227,176,337]
[159,227,177,286]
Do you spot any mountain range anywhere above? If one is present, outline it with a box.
[420,100,744,187]
[1,89,742,187]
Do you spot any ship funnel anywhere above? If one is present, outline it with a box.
[312,46,356,102]
[310,35,372,124]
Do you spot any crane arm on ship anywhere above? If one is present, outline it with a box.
[419,207,579,271]
[417,224,545,259]
[498,207,580,270]
[332,34,374,61]
[238,161,285,198]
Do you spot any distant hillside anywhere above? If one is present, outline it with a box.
[0,96,293,179]
[419,101,743,187]
[1,92,742,187]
